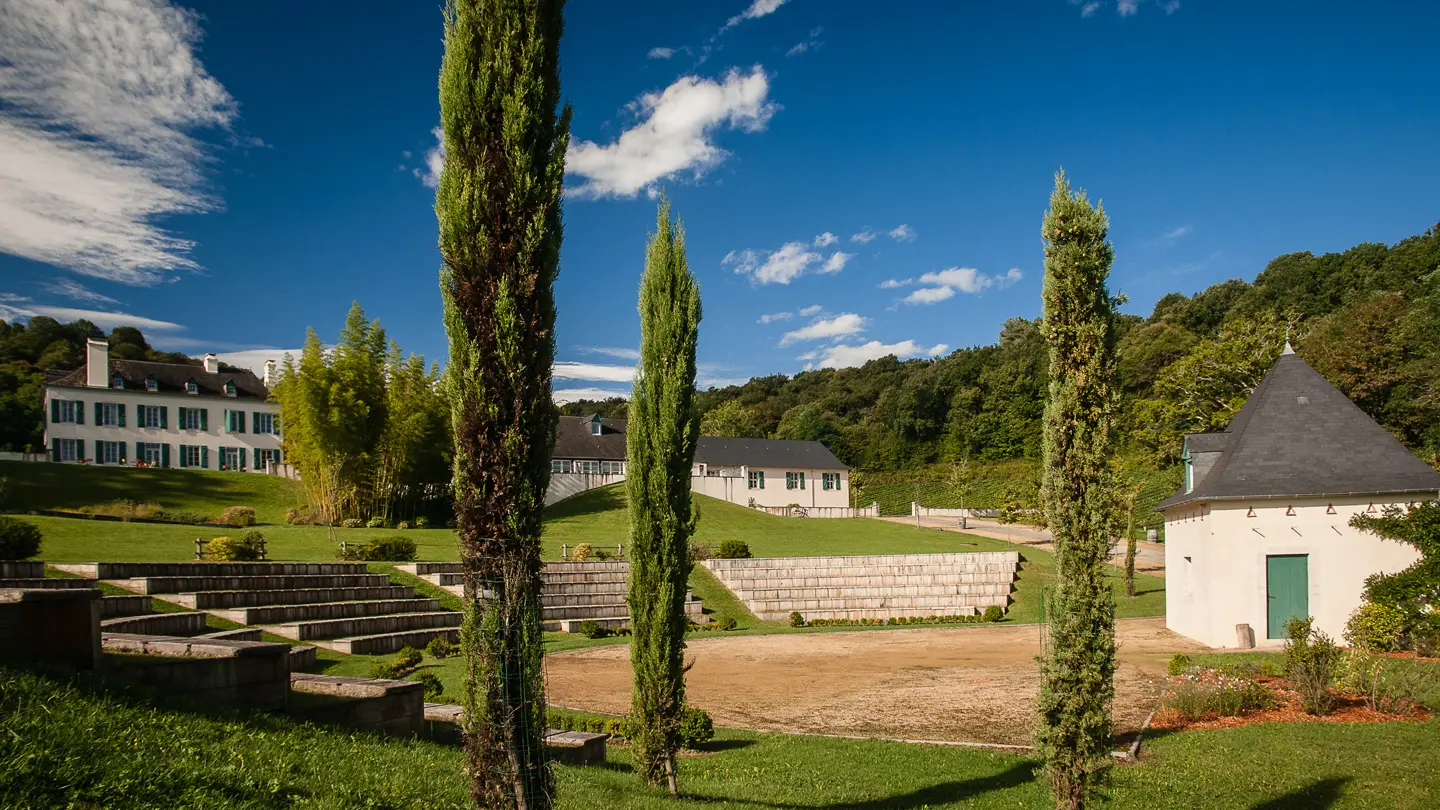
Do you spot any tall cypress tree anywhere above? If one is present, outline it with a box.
[1035,171,1120,810]
[435,1,569,807]
[626,198,702,794]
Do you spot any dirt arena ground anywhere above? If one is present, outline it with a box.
[545,617,1206,746]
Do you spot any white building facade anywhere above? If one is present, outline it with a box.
[1159,349,1440,649]
[43,339,282,473]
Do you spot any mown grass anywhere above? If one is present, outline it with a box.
[3,663,1437,809]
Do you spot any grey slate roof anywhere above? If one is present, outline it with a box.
[552,416,627,460]
[1157,353,1440,510]
[48,359,270,401]
[695,436,848,470]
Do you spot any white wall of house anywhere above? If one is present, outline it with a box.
[692,464,849,509]
[1164,494,1428,649]
[545,472,625,505]
[43,387,281,473]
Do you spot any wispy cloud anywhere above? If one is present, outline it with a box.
[554,387,629,404]
[878,278,912,289]
[415,127,445,189]
[779,313,866,347]
[0,297,185,333]
[758,311,794,324]
[813,232,838,247]
[888,224,917,242]
[799,340,948,369]
[1146,224,1193,248]
[575,346,641,361]
[0,0,238,284]
[1072,0,1179,16]
[787,26,824,56]
[1081,1,1102,16]
[887,267,1024,304]
[819,252,853,274]
[647,47,676,59]
[724,242,852,285]
[41,278,121,306]
[553,361,635,383]
[904,286,956,305]
[567,66,778,199]
[798,304,822,316]
[721,0,790,33]
[850,230,877,244]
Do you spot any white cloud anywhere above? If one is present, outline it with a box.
[553,361,635,383]
[904,286,956,305]
[1161,0,1181,12]
[554,387,629,404]
[1074,0,1176,16]
[798,304,823,316]
[0,0,237,284]
[576,346,641,361]
[41,278,121,306]
[1147,224,1193,247]
[1081,1,1101,15]
[779,313,866,347]
[1118,0,1139,14]
[787,26,824,57]
[0,298,185,333]
[567,66,778,199]
[417,127,444,189]
[818,251,852,274]
[798,340,947,369]
[850,230,876,244]
[214,348,303,376]
[721,0,790,32]
[888,224,916,242]
[878,278,912,289]
[813,232,838,247]
[918,267,993,294]
[648,47,676,59]
[757,311,793,324]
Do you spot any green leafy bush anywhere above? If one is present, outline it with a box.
[1163,674,1275,721]
[714,616,738,631]
[341,518,363,529]
[396,521,410,530]
[688,541,713,562]
[575,620,610,639]
[336,536,417,562]
[716,539,752,559]
[1167,653,1193,676]
[788,611,806,628]
[411,671,444,701]
[414,516,430,529]
[284,507,311,525]
[80,500,162,521]
[203,532,266,562]
[567,543,593,562]
[982,605,1004,622]
[156,510,212,525]
[365,517,386,529]
[369,661,401,679]
[0,516,42,560]
[220,506,256,527]
[676,705,714,748]
[1344,603,1406,652]
[547,711,635,740]
[426,635,455,659]
[1285,616,1342,715]
[394,646,423,671]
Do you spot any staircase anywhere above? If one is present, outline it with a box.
[703,551,1020,622]
[55,562,458,655]
[396,561,706,632]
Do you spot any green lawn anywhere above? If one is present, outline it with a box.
[3,663,1437,809]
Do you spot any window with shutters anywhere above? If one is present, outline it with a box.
[99,441,119,465]
[142,443,162,465]
[142,406,162,429]
[224,380,236,397]
[146,376,158,392]
[822,473,840,490]
[57,439,78,462]
[186,379,198,395]
[748,470,765,490]
[254,449,278,471]
[111,374,124,390]
[220,447,239,470]
[786,472,806,490]
[99,403,119,427]
[55,400,78,423]
[182,445,202,468]
[227,410,245,433]
[255,412,275,434]
[180,408,200,430]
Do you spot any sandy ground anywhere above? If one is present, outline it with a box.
[545,617,1206,746]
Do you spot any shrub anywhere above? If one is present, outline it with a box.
[714,616,738,631]
[0,516,42,560]
[394,646,423,671]
[1164,675,1274,721]
[1284,616,1342,715]
[414,516,430,529]
[982,605,1004,622]
[1167,653,1193,676]
[203,532,266,562]
[337,536,418,562]
[788,611,806,628]
[1412,615,1440,658]
[396,521,410,530]
[284,507,311,525]
[1339,649,1439,713]
[426,635,456,659]
[567,543,593,562]
[365,517,386,529]
[411,671,444,701]
[81,500,162,521]
[220,506,256,527]
[676,705,714,748]
[1344,603,1406,652]
[369,661,401,680]
[715,539,752,559]
[157,510,212,525]
[341,518,363,529]
[575,620,609,639]
[688,541,713,562]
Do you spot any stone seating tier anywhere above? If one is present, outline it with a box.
[210,597,443,625]
[267,610,462,642]
[101,611,208,636]
[101,633,292,710]
[53,562,370,579]
[0,561,44,579]
[0,577,97,589]
[321,627,459,655]
[99,594,152,618]
[105,573,393,595]
[173,586,416,609]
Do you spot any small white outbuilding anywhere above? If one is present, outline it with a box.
[1158,346,1440,649]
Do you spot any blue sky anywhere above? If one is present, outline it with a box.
[2,0,1438,401]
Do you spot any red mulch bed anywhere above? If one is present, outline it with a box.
[1150,672,1432,732]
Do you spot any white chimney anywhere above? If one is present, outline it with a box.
[85,339,109,388]
[263,359,276,387]
[203,353,219,374]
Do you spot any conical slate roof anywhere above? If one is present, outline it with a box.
[1157,352,1440,510]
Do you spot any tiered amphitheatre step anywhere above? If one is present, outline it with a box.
[320,628,459,656]
[0,577,97,589]
[0,562,44,579]
[211,598,443,625]
[268,611,462,642]
[704,552,1019,622]
[173,587,416,610]
[200,628,265,642]
[53,562,371,580]
[104,573,392,595]
[99,595,152,618]
[101,611,209,636]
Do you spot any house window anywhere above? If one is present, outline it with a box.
[227,410,246,433]
[551,459,571,474]
[98,441,119,465]
[578,460,601,474]
[590,417,602,436]
[601,460,624,475]
[99,403,120,427]
[748,470,764,490]
[146,376,158,392]
[221,447,240,470]
[786,472,806,490]
[57,438,78,462]
[822,473,840,491]
[55,400,78,423]
[180,407,200,430]
[182,445,202,468]
[186,379,198,395]
[224,380,237,397]
[142,406,163,429]
[255,412,275,434]
[142,443,163,466]
[254,449,277,471]
[111,373,124,390]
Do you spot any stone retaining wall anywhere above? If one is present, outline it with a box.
[101,633,292,710]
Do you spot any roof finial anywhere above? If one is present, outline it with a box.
[1282,323,1295,355]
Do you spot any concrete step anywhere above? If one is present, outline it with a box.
[55,562,371,579]
[171,586,416,609]
[314,628,459,655]
[719,573,1017,589]
[395,563,461,576]
[290,645,318,671]
[747,594,1006,613]
[756,605,988,622]
[705,552,1020,571]
[199,628,265,642]
[428,570,629,588]
[550,616,630,632]
[542,600,702,622]
[0,577,98,589]
[542,561,631,574]
[211,598,443,625]
[101,611,209,636]
[99,594,152,618]
[0,562,44,578]
[733,583,1012,601]
[108,573,392,595]
[542,580,628,597]
[709,563,1019,580]
[268,611,462,641]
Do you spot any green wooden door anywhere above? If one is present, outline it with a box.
[1266,554,1309,639]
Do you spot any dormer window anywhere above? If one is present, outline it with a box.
[590,415,602,436]
[1182,445,1193,493]
[223,380,237,397]
[111,373,124,390]
[186,379,198,395]
[145,375,158,392]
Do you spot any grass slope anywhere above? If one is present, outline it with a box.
[4,664,1437,809]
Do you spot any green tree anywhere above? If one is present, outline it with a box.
[626,198,703,793]
[1351,502,1440,641]
[699,399,764,438]
[1035,172,1120,810]
[435,0,569,805]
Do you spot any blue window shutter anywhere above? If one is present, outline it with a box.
[239,411,246,434]
[50,399,59,423]
[119,442,127,465]
[51,439,60,462]
[223,409,231,433]
[94,402,102,425]
[200,408,208,431]
[75,401,84,425]
[135,442,143,463]
[252,412,259,434]
[177,444,186,468]
[118,403,126,428]
[76,439,85,462]
[239,448,247,470]
[160,406,168,429]
[201,446,208,469]
[161,443,170,468]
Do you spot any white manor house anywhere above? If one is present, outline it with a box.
[43,339,282,473]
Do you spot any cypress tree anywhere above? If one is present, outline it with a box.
[1035,171,1120,810]
[626,198,703,794]
[435,1,569,807]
